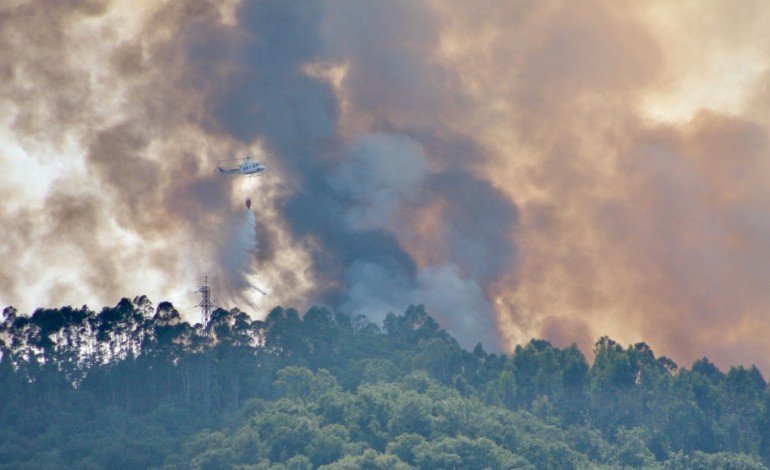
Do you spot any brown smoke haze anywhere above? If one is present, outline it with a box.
[2,0,770,371]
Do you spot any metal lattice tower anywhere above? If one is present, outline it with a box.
[198,275,212,327]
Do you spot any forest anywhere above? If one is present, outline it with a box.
[1,297,769,469]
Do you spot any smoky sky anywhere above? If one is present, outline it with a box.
[3,0,770,368]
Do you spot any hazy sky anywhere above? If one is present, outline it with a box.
[2,0,770,371]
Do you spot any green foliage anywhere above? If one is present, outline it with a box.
[1,299,769,469]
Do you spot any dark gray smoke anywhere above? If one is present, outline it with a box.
[198,1,519,349]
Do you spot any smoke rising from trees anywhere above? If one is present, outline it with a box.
[2,0,770,367]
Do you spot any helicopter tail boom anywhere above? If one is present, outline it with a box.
[217,166,240,175]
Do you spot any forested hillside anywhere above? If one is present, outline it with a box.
[1,298,769,469]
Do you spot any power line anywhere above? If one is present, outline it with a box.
[198,275,212,328]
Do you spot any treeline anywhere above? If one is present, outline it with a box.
[1,298,769,469]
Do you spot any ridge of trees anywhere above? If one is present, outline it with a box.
[1,298,769,469]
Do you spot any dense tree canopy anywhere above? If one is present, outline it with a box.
[1,299,768,469]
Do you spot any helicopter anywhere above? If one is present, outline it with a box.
[217,155,267,209]
[216,156,266,176]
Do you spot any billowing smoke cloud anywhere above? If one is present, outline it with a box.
[0,0,282,314]
[444,0,770,369]
[328,133,429,232]
[3,0,770,367]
